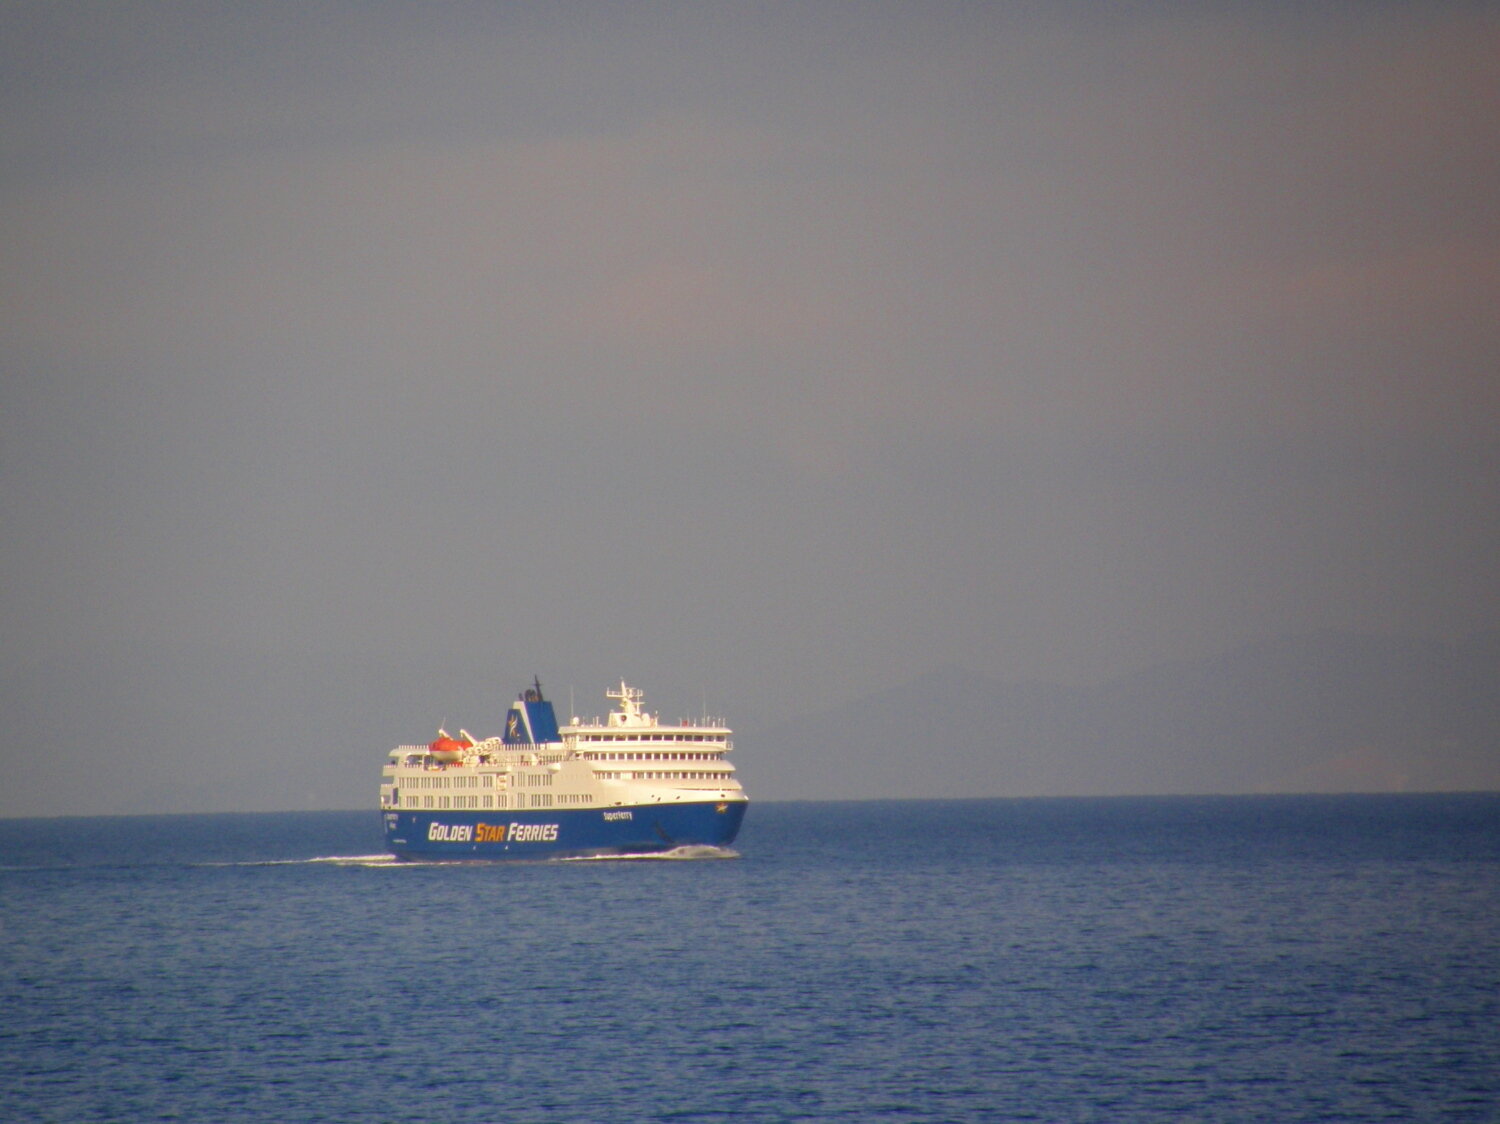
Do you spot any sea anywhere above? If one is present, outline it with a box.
[2,794,1497,1123]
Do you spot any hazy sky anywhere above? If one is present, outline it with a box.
[3,2,1497,815]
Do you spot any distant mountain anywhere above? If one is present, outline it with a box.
[751,632,1500,799]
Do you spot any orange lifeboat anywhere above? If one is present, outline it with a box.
[428,731,473,763]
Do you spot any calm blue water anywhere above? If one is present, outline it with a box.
[2,795,1497,1122]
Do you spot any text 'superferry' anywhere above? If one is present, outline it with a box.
[381,679,747,860]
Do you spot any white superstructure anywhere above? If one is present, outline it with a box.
[380,680,744,815]
[563,681,742,799]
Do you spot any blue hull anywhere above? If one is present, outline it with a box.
[383,800,746,861]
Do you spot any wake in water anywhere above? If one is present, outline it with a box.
[201,854,403,868]
[207,846,740,867]
[296,853,403,866]
[561,844,740,862]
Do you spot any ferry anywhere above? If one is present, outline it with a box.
[380,679,747,860]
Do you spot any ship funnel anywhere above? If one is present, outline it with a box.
[503,682,561,745]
